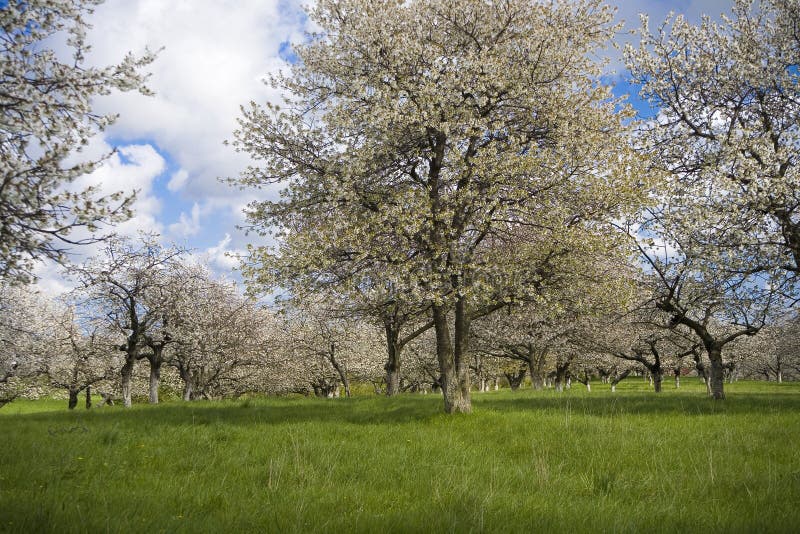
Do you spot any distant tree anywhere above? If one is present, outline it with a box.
[1,0,156,282]
[589,310,700,393]
[625,0,800,398]
[275,300,384,398]
[0,284,55,406]
[166,266,273,401]
[74,234,184,407]
[734,318,800,382]
[44,300,118,409]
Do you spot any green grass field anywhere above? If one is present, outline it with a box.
[1,379,799,533]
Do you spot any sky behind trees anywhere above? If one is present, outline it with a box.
[34,0,733,293]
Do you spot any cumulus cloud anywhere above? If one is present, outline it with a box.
[68,140,167,240]
[205,233,244,272]
[167,169,189,192]
[169,202,202,238]
[83,0,308,202]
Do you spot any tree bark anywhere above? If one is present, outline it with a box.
[554,369,566,392]
[528,347,545,391]
[384,324,402,396]
[85,385,92,409]
[504,369,526,391]
[708,347,726,400]
[453,299,472,409]
[149,359,161,404]
[145,343,166,404]
[328,343,351,398]
[121,359,135,408]
[68,388,79,410]
[433,304,471,414]
[653,370,663,393]
[183,380,193,401]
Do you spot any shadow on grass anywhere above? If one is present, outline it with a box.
[474,390,800,417]
[6,388,800,432]
[5,394,445,429]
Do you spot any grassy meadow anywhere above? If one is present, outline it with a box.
[1,379,799,533]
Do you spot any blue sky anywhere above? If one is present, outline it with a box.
[33,0,733,293]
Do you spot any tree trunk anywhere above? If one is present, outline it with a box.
[433,304,471,414]
[453,299,472,410]
[653,370,663,393]
[85,385,92,409]
[384,324,402,396]
[149,359,161,404]
[610,369,630,393]
[68,388,79,410]
[777,370,783,383]
[177,364,194,401]
[505,369,526,391]
[528,350,544,391]
[708,347,725,400]
[328,343,351,398]
[674,371,680,389]
[121,359,135,408]
[554,367,567,393]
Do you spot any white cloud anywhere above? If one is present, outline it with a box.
[205,233,243,272]
[64,141,166,245]
[32,261,73,297]
[167,169,189,192]
[83,0,308,203]
[169,202,202,238]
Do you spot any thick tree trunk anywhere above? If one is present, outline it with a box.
[383,344,400,397]
[453,299,471,409]
[384,325,402,396]
[530,373,544,390]
[777,370,783,383]
[149,359,161,404]
[85,385,92,409]
[708,347,725,400]
[505,369,526,391]
[554,367,567,393]
[177,364,194,401]
[121,359,135,408]
[68,388,79,410]
[183,375,194,401]
[528,351,544,391]
[674,371,680,389]
[653,370,663,393]
[433,304,471,414]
